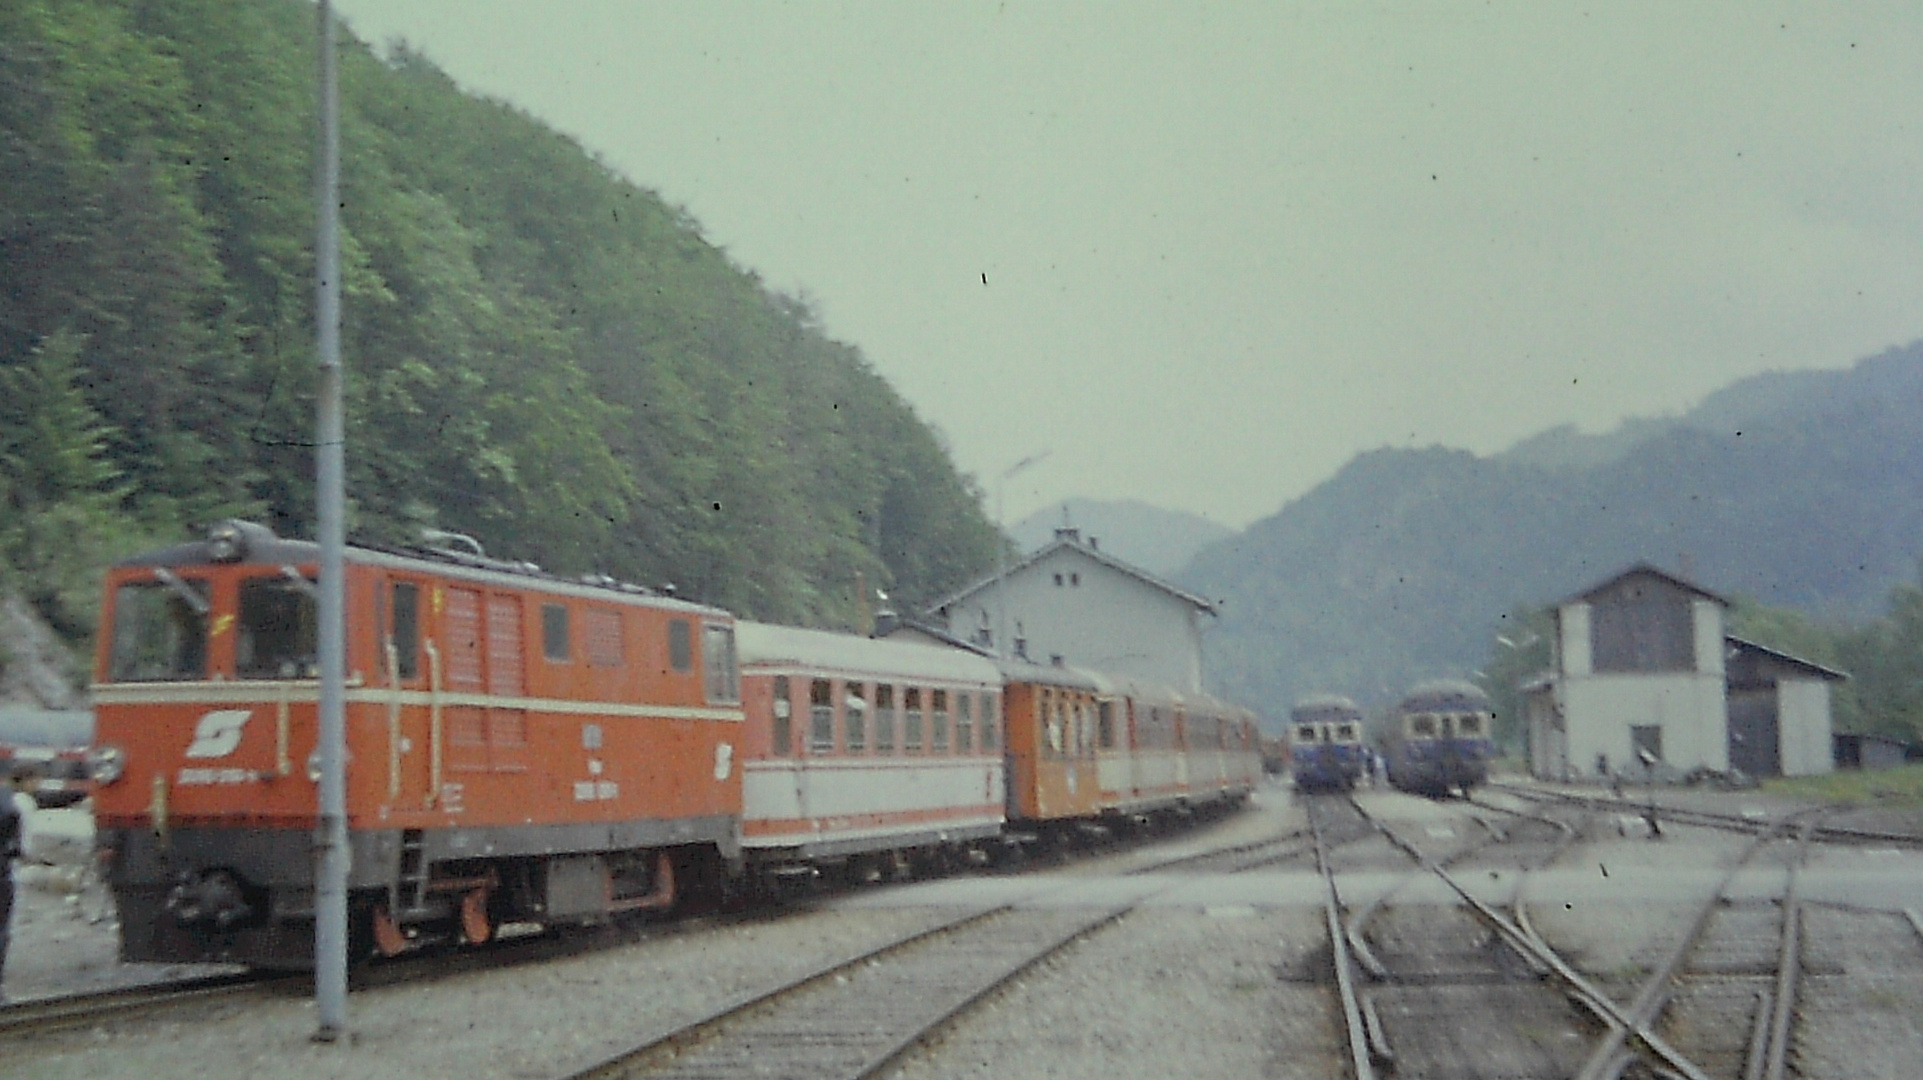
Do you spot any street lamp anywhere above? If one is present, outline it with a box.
[994,450,1050,659]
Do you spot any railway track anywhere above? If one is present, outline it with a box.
[549,805,1357,1080]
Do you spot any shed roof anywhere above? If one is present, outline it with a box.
[1562,563,1729,608]
[1725,635,1848,682]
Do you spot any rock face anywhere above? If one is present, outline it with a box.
[0,593,85,709]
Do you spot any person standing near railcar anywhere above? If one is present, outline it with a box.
[0,772,23,998]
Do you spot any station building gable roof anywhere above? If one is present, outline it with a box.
[926,530,1214,619]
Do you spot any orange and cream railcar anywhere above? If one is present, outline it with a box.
[999,659,1106,827]
[1004,664,1260,838]
[90,521,743,967]
[735,622,1005,886]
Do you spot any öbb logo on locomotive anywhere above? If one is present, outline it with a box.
[88,520,1262,968]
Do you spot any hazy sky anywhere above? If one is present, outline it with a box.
[330,1,1923,529]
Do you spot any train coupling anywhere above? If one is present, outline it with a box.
[166,869,256,929]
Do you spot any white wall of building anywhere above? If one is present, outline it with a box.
[1561,673,1730,775]
[946,548,1204,692]
[1559,603,1592,675]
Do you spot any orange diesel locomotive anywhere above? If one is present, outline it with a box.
[90,522,742,966]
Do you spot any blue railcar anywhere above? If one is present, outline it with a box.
[1288,694,1367,793]
[1384,679,1493,797]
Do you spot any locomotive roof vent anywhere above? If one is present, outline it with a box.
[420,528,486,558]
[206,520,277,563]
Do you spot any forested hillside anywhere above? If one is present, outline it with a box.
[1184,342,1923,737]
[0,0,1001,664]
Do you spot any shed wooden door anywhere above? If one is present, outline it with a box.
[1726,690,1780,778]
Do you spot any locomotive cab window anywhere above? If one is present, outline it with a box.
[702,623,738,703]
[109,577,210,682]
[542,603,571,662]
[236,574,318,679]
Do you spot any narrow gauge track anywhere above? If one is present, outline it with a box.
[1489,780,1923,849]
[1570,817,1820,1080]
[549,809,1325,1080]
[0,810,1278,1044]
[1318,795,1605,1080]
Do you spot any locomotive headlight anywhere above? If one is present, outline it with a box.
[87,745,127,785]
[208,519,256,562]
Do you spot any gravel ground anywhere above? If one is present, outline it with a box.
[4,783,1921,1080]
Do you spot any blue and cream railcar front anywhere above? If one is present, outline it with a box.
[1386,680,1493,796]
[1288,694,1366,793]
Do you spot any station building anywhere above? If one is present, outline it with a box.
[920,528,1214,694]
[1523,564,1842,781]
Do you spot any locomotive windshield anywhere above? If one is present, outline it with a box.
[236,575,318,679]
[109,577,210,681]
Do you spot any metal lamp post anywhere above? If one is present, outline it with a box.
[993,451,1049,659]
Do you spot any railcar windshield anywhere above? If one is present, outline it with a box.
[236,574,318,679]
[1456,713,1485,736]
[1410,714,1437,738]
[109,577,210,681]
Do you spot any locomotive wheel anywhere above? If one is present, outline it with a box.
[370,903,409,958]
[459,888,493,945]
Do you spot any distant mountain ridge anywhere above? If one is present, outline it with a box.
[1010,499,1231,577]
[1178,342,1923,729]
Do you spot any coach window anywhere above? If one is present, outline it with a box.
[668,618,693,672]
[903,688,924,752]
[1098,701,1115,750]
[845,686,868,753]
[772,676,793,756]
[810,679,835,754]
[931,690,950,753]
[874,685,897,753]
[237,574,318,679]
[542,603,571,663]
[109,577,210,682]
[390,581,420,679]
[703,623,739,703]
[981,693,999,751]
[956,693,974,752]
